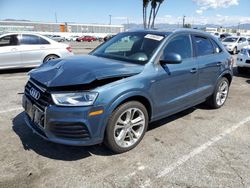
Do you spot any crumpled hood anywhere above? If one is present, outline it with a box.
[30,55,144,87]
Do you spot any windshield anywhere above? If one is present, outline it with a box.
[223,37,238,42]
[91,32,166,64]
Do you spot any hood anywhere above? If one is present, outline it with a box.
[30,55,144,87]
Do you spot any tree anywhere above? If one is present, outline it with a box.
[143,0,150,29]
[143,0,165,29]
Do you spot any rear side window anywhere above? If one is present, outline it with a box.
[239,37,246,42]
[20,35,49,45]
[0,35,19,47]
[163,35,192,59]
[193,36,214,56]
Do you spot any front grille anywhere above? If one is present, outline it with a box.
[24,79,52,112]
[49,123,90,140]
[246,60,250,64]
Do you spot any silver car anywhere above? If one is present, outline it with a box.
[222,36,248,54]
[0,33,73,69]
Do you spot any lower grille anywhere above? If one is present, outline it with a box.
[49,123,90,140]
[246,60,250,64]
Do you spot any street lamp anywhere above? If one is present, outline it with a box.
[109,15,112,25]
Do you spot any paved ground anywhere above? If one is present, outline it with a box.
[0,44,250,188]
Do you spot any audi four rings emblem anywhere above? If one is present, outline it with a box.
[29,87,40,100]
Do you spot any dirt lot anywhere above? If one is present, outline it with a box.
[0,43,250,187]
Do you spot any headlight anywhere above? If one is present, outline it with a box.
[52,92,98,106]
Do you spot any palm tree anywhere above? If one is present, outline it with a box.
[143,0,150,29]
[151,0,164,28]
[144,0,165,29]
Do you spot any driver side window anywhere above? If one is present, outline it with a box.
[163,35,192,59]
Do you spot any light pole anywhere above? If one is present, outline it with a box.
[109,15,112,25]
[182,15,186,28]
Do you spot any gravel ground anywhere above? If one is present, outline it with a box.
[0,45,250,188]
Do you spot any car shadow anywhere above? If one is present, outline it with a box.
[13,104,211,160]
[233,67,250,78]
[12,112,113,161]
[0,68,33,74]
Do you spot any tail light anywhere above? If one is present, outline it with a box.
[66,46,72,53]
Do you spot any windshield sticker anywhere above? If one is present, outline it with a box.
[144,34,164,41]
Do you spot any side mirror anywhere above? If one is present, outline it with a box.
[160,53,182,65]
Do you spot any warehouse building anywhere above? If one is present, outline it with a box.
[0,20,124,34]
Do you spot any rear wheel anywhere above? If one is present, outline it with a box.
[43,54,59,63]
[206,77,229,109]
[105,101,148,153]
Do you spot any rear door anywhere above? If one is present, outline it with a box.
[192,35,223,100]
[19,34,50,66]
[0,34,21,69]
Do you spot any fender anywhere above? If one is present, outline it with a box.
[99,90,154,139]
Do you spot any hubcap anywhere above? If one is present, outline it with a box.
[216,80,228,106]
[114,108,145,148]
[46,56,57,62]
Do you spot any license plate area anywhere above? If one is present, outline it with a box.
[25,98,45,129]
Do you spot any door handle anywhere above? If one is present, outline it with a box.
[11,48,17,52]
[40,46,45,49]
[216,62,222,66]
[190,68,197,73]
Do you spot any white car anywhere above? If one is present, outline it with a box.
[222,36,248,54]
[0,33,73,70]
[236,46,250,73]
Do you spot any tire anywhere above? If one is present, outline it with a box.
[233,47,237,55]
[237,67,247,74]
[43,55,59,63]
[206,77,229,109]
[104,101,149,153]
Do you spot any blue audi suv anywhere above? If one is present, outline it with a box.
[22,29,233,153]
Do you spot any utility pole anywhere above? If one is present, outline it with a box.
[109,15,112,25]
[55,12,58,23]
[182,15,186,28]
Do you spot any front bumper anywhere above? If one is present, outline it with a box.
[22,95,105,146]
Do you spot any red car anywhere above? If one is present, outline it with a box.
[76,36,96,42]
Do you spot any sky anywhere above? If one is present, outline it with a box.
[0,0,249,26]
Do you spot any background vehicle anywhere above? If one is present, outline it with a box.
[50,35,65,42]
[104,34,116,42]
[76,36,96,42]
[23,29,233,153]
[222,36,248,54]
[0,33,73,69]
[219,33,231,41]
[236,46,250,73]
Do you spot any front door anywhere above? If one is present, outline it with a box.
[151,34,198,118]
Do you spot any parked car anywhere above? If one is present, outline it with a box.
[50,35,65,42]
[76,36,96,42]
[219,33,231,41]
[236,46,250,73]
[222,36,248,54]
[0,33,73,69]
[22,29,233,153]
[104,34,116,42]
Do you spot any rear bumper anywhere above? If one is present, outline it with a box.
[22,95,105,146]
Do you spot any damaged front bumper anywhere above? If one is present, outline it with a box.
[22,95,106,146]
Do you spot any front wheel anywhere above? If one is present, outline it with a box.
[206,77,229,109]
[105,101,148,153]
[43,55,59,63]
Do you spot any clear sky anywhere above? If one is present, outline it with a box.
[0,0,249,26]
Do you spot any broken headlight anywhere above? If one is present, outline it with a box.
[51,92,98,106]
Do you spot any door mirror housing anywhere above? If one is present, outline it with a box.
[160,53,182,65]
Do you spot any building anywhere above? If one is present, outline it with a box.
[0,20,124,35]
